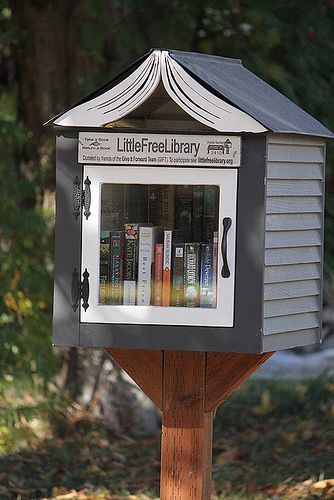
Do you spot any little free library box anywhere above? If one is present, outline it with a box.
[47,49,333,354]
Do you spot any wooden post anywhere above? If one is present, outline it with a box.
[160,351,213,500]
[106,348,273,500]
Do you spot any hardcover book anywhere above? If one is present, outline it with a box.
[203,186,219,242]
[192,185,204,242]
[99,231,110,305]
[110,230,124,304]
[200,243,214,308]
[171,243,184,307]
[212,231,218,308]
[184,243,200,307]
[148,185,174,228]
[162,230,172,306]
[174,185,193,242]
[123,223,140,305]
[153,243,163,306]
[137,226,163,306]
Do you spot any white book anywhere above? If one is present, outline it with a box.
[137,227,162,305]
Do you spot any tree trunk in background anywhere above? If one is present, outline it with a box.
[10,0,159,435]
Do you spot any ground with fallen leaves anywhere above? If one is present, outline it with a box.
[0,378,334,499]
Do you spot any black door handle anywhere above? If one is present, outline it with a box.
[221,217,232,278]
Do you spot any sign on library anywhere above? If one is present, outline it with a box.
[78,132,241,167]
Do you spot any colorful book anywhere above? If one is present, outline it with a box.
[110,230,124,304]
[184,243,200,307]
[212,231,218,308]
[200,243,213,308]
[137,226,163,305]
[99,231,110,305]
[123,223,140,305]
[162,230,172,306]
[192,185,204,242]
[203,186,218,242]
[153,243,163,306]
[174,185,193,242]
[171,243,184,307]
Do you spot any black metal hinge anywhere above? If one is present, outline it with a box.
[72,176,91,220]
[71,268,90,312]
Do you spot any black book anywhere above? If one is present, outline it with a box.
[203,186,219,242]
[183,243,200,307]
[110,230,124,304]
[174,185,193,242]
[99,231,110,305]
[192,185,204,242]
[171,243,184,307]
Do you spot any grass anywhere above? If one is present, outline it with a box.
[0,377,334,499]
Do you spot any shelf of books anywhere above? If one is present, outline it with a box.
[99,183,219,309]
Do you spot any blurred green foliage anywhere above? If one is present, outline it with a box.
[0,0,333,383]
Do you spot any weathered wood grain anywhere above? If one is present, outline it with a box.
[205,352,273,412]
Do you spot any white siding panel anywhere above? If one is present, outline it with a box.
[264,296,320,318]
[265,247,321,266]
[264,312,319,335]
[264,263,321,283]
[264,280,320,301]
[263,329,319,351]
[267,135,325,146]
[266,213,322,231]
[267,163,323,180]
[264,138,324,348]
[266,197,322,214]
[265,230,322,248]
[267,144,324,163]
[266,180,322,197]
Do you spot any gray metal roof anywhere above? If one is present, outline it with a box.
[47,49,333,138]
[170,50,333,138]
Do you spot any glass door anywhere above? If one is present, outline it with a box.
[81,165,237,327]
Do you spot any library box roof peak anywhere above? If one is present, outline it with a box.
[46,48,333,138]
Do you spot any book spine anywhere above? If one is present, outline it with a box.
[99,231,110,305]
[183,243,200,307]
[162,230,172,306]
[171,243,184,307]
[110,231,124,305]
[123,224,139,305]
[137,227,154,305]
[192,185,204,241]
[200,243,213,308]
[174,185,193,242]
[203,186,218,242]
[212,231,218,308]
[153,243,163,306]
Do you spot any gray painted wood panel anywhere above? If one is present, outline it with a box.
[264,296,319,318]
[267,135,325,146]
[266,180,322,197]
[262,328,319,351]
[263,136,324,350]
[267,163,323,180]
[264,280,320,301]
[266,196,322,214]
[265,247,321,266]
[266,213,322,231]
[265,230,321,248]
[264,263,321,283]
[264,312,319,335]
[267,144,324,163]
